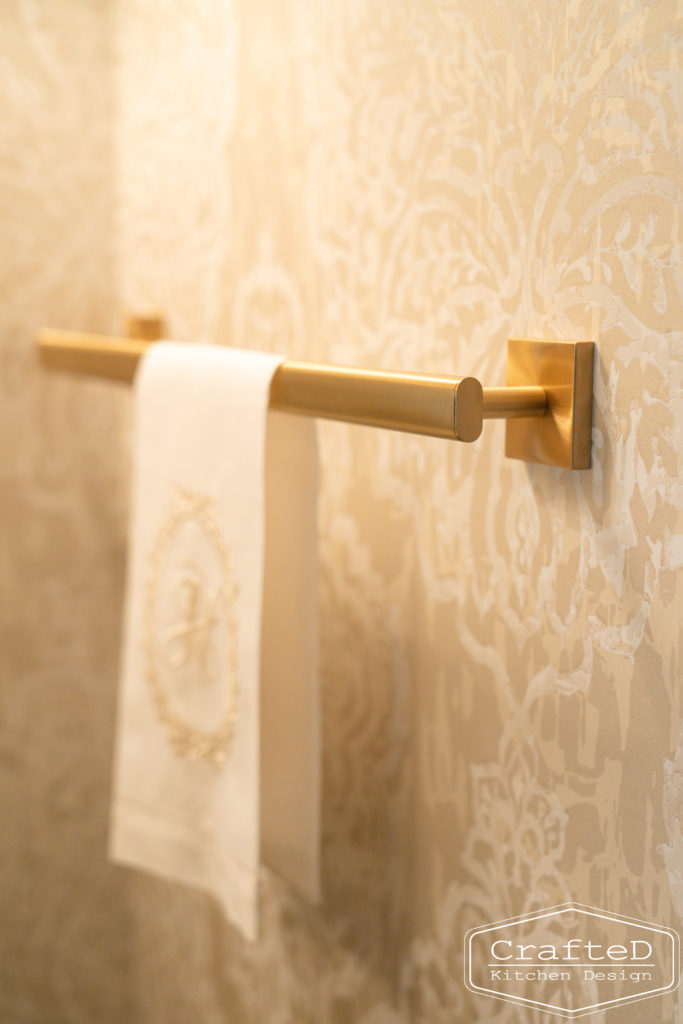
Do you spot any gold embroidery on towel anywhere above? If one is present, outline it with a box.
[145,489,239,768]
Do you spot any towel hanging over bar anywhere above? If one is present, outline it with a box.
[35,328,594,469]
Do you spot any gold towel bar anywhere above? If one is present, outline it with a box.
[35,329,594,469]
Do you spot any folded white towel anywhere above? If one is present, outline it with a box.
[109,342,319,941]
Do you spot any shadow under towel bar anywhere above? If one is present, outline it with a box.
[35,329,595,469]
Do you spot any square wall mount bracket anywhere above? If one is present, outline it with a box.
[505,338,595,469]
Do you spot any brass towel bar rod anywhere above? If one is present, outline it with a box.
[35,329,594,468]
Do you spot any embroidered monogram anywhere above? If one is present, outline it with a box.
[160,566,222,680]
[144,489,239,767]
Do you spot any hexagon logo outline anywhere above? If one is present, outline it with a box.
[464,901,680,1018]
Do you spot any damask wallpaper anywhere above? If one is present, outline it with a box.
[0,0,681,1022]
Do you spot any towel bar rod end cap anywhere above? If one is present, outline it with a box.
[453,375,483,442]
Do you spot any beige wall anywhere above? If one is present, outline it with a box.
[1,1,681,1021]
[0,3,134,1021]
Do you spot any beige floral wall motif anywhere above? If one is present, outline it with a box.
[1,1,681,1022]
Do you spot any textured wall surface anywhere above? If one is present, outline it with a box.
[0,3,136,1023]
[1,0,681,1021]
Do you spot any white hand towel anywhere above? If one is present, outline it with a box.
[109,342,319,941]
